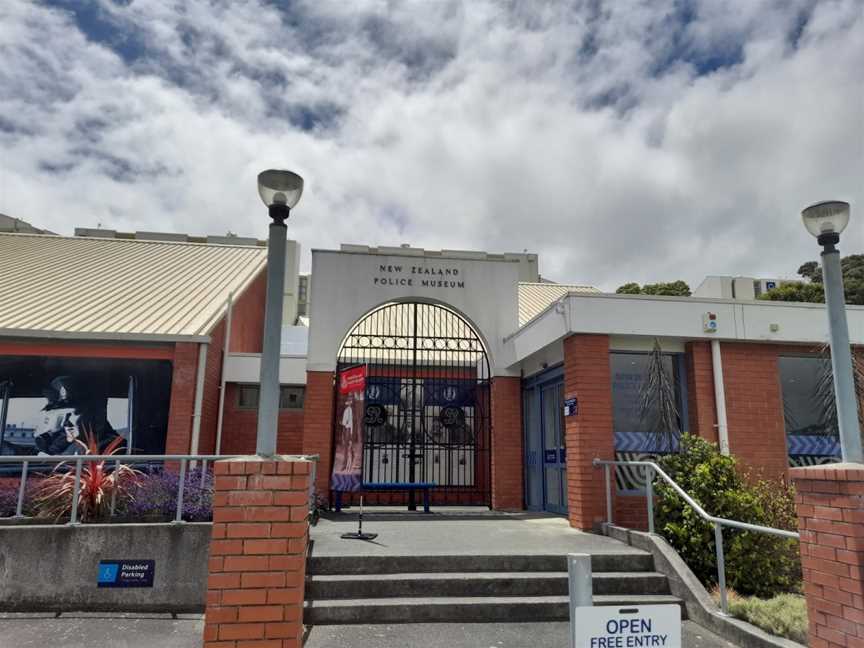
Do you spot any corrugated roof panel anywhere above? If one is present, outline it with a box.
[0,233,267,339]
[518,282,601,325]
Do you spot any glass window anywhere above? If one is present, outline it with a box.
[237,385,259,409]
[237,385,305,410]
[610,352,678,435]
[778,356,834,436]
[279,386,305,410]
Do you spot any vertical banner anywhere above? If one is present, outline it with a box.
[331,365,366,492]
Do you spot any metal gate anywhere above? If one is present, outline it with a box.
[336,301,491,507]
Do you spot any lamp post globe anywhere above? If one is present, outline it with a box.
[802,200,850,245]
[255,169,304,456]
[804,199,862,464]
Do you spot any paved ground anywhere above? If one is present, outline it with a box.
[0,614,738,648]
[310,511,644,557]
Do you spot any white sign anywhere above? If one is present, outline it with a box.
[572,605,681,648]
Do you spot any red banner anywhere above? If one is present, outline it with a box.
[338,365,366,395]
[332,365,366,492]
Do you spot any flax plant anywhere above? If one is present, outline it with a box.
[33,429,140,523]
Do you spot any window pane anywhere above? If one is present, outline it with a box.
[238,385,259,409]
[610,353,676,434]
[779,356,833,436]
[279,386,305,409]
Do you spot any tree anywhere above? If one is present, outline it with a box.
[761,254,863,305]
[615,280,691,296]
[616,282,642,295]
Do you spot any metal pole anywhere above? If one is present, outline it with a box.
[714,522,728,615]
[821,244,864,463]
[646,465,655,534]
[189,342,209,468]
[256,212,288,456]
[710,339,730,456]
[215,292,234,455]
[568,553,593,648]
[110,459,120,516]
[15,461,28,517]
[604,464,613,524]
[174,459,187,523]
[69,458,83,525]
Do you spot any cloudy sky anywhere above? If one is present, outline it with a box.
[0,1,861,290]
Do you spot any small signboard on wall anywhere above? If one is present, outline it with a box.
[564,397,578,417]
[97,560,155,588]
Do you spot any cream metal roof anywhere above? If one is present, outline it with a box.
[0,233,267,341]
[518,281,601,325]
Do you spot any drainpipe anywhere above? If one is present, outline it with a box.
[711,339,730,455]
[215,293,234,456]
[190,342,208,457]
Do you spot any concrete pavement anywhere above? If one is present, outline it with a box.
[310,511,646,557]
[0,613,738,648]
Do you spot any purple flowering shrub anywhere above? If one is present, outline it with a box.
[0,478,38,517]
[125,468,213,522]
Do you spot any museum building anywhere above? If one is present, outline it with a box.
[1,228,862,531]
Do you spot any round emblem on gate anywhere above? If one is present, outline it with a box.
[364,403,387,427]
[439,405,465,429]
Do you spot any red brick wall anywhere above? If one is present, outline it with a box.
[228,270,267,354]
[791,465,864,648]
[563,334,616,531]
[302,371,335,496]
[197,320,225,455]
[685,341,718,444]
[615,494,649,531]
[220,383,305,455]
[720,343,791,480]
[204,457,310,648]
[166,342,199,455]
[491,376,523,510]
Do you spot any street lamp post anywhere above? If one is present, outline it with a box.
[255,169,304,456]
[802,200,863,464]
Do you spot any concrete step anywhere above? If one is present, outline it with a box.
[308,571,670,599]
[303,594,686,625]
[307,553,654,576]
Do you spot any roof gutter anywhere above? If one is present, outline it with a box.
[0,328,211,344]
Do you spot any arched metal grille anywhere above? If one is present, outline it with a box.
[336,301,491,507]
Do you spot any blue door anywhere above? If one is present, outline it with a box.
[524,369,567,514]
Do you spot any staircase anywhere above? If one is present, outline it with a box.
[304,552,684,625]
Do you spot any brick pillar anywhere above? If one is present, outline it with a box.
[564,334,615,531]
[720,343,788,479]
[302,371,335,497]
[491,376,523,510]
[685,341,718,444]
[790,464,864,648]
[204,456,311,648]
[165,342,200,454]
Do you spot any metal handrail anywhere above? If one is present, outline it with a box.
[593,458,799,615]
[1,453,319,527]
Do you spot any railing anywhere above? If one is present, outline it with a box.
[593,459,799,615]
[0,454,319,526]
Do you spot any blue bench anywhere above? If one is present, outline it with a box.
[334,482,436,513]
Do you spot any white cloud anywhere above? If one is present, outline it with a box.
[0,0,861,291]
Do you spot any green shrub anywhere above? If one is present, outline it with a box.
[721,590,808,644]
[654,435,801,597]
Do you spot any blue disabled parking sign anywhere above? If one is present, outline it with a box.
[97,560,155,588]
[572,605,681,648]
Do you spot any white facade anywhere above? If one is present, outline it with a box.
[306,246,529,375]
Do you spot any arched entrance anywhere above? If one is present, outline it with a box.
[335,301,492,508]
